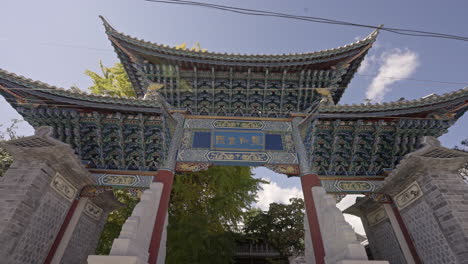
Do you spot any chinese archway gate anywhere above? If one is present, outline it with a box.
[0,17,467,264]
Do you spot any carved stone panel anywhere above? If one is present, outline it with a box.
[394,181,423,210]
[84,200,103,221]
[50,172,78,202]
[367,206,387,226]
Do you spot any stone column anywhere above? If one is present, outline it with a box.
[292,117,326,263]
[295,119,387,264]
[0,127,96,264]
[301,174,326,264]
[148,113,184,264]
[148,169,175,264]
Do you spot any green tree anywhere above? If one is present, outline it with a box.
[85,61,135,97]
[243,198,305,259]
[0,119,22,177]
[167,166,264,264]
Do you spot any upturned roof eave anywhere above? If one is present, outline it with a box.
[317,87,468,117]
[99,16,379,66]
[0,68,162,114]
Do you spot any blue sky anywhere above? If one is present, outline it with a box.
[1,0,467,234]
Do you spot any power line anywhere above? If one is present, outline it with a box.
[144,0,468,42]
[0,20,467,87]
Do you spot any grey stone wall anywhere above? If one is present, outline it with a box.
[60,211,110,264]
[400,197,458,264]
[365,219,407,264]
[0,131,97,264]
[346,142,468,264]
[397,167,468,264]
[0,160,71,264]
[355,205,407,264]
[61,192,120,264]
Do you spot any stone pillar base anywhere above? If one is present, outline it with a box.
[87,255,144,264]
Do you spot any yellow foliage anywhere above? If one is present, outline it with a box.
[148,83,164,91]
[175,42,207,53]
[175,42,187,50]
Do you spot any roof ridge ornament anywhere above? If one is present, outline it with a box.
[99,15,115,32]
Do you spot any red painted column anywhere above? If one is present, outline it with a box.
[390,201,422,264]
[44,198,80,264]
[301,173,326,264]
[148,169,175,264]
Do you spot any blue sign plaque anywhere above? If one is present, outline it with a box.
[213,131,264,151]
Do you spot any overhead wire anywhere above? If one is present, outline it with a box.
[1,0,467,91]
[144,0,468,42]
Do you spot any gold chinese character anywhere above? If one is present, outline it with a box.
[216,135,226,144]
[239,137,249,144]
[228,137,236,145]
[251,136,262,145]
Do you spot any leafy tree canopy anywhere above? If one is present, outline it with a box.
[85,61,135,98]
[175,42,207,52]
[0,119,22,177]
[243,198,305,258]
[167,166,265,264]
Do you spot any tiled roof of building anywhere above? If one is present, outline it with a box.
[100,16,379,65]
[0,68,160,111]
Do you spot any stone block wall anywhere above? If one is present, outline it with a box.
[345,141,468,264]
[398,168,468,264]
[0,130,119,264]
[351,203,406,264]
[400,196,458,263]
[0,160,73,264]
[61,192,120,264]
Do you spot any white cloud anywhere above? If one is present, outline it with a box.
[254,178,303,211]
[366,49,419,103]
[357,54,376,74]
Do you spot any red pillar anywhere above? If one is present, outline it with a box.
[44,198,80,264]
[300,173,326,264]
[148,169,175,264]
[390,201,422,264]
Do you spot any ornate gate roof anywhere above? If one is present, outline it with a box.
[100,16,379,115]
[0,17,467,194]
